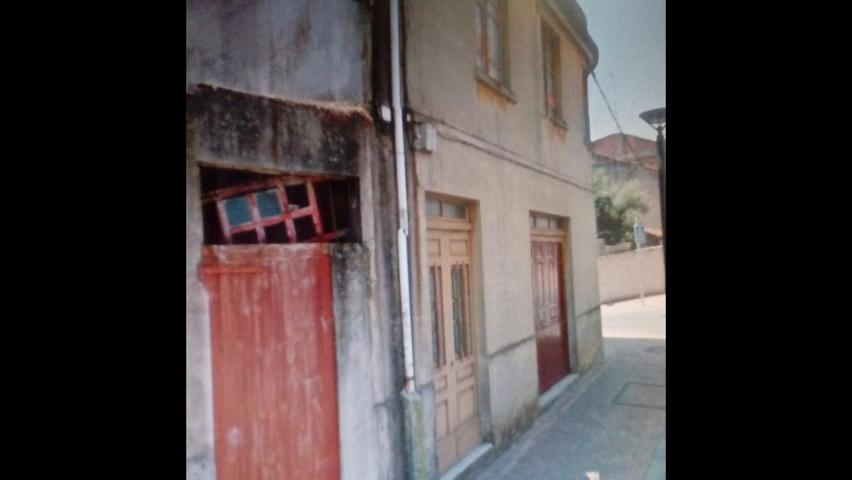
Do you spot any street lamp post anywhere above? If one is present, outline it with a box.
[639,107,666,271]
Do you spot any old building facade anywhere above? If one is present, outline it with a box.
[186,1,601,479]
[404,0,602,475]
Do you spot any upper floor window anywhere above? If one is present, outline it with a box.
[476,0,508,86]
[542,20,565,125]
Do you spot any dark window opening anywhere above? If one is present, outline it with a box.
[430,265,445,368]
[476,0,508,85]
[451,264,472,359]
[200,166,359,245]
[231,230,260,245]
[542,20,563,122]
[285,183,309,209]
[264,223,289,243]
[293,215,317,240]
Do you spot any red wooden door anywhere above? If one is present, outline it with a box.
[201,244,341,480]
[530,240,570,393]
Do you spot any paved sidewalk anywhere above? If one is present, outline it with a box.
[474,295,666,480]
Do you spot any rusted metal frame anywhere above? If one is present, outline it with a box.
[201,175,328,204]
[306,181,325,236]
[275,181,298,242]
[215,177,332,243]
[229,216,286,235]
[245,192,267,243]
[309,230,347,243]
[216,199,234,244]
[222,206,326,240]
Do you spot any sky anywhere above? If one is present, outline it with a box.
[577,0,665,142]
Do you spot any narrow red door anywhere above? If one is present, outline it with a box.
[531,240,570,393]
[201,244,341,480]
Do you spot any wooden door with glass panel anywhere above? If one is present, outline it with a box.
[530,213,570,394]
[426,197,480,474]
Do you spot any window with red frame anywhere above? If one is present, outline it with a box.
[200,167,358,245]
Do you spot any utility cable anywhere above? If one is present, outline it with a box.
[590,71,644,165]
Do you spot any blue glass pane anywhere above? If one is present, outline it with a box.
[224,196,252,226]
[255,190,282,218]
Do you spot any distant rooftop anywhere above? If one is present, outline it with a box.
[591,133,658,162]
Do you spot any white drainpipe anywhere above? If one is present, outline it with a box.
[390,0,416,393]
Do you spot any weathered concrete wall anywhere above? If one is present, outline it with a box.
[187,84,371,176]
[186,0,366,103]
[186,1,412,477]
[331,243,404,480]
[598,246,666,304]
[486,340,540,447]
[186,126,217,480]
[186,85,404,479]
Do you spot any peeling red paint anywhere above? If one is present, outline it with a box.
[202,244,340,480]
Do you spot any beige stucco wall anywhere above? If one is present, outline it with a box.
[598,246,666,304]
[404,0,593,180]
[405,0,601,455]
[411,126,602,448]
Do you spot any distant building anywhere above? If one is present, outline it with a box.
[591,133,662,245]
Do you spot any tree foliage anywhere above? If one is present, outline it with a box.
[593,172,649,246]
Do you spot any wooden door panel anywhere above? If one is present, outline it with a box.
[429,222,480,474]
[457,386,477,421]
[435,399,450,438]
[202,244,341,480]
[531,240,570,393]
[455,362,475,381]
[455,417,481,458]
[449,238,469,256]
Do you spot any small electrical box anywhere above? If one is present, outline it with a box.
[380,105,393,123]
[413,122,437,153]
